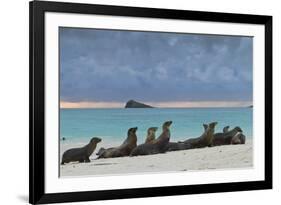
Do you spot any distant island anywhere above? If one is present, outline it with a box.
[248,105,253,108]
[125,100,154,108]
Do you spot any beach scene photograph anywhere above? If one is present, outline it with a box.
[59,27,253,177]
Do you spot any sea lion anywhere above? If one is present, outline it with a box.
[212,126,243,146]
[130,121,172,156]
[61,137,101,165]
[167,141,192,151]
[231,132,246,144]
[144,127,158,144]
[97,127,138,159]
[185,122,217,148]
[168,122,217,151]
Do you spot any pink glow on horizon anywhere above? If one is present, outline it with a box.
[60,101,252,109]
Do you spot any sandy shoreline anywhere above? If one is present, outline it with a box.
[60,140,253,177]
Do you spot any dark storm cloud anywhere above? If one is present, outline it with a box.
[59,27,253,102]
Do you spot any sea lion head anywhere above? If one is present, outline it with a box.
[203,124,208,131]
[162,121,173,130]
[127,127,138,144]
[238,133,246,144]
[231,133,242,144]
[234,126,243,133]
[128,127,138,135]
[231,132,246,144]
[208,122,218,129]
[90,137,102,144]
[203,122,217,131]
[145,127,158,144]
[202,122,217,133]
[202,122,217,145]
[148,127,158,134]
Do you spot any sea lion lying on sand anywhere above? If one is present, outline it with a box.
[168,122,217,151]
[130,121,172,156]
[61,137,101,165]
[167,141,192,151]
[97,127,138,159]
[212,126,243,146]
[184,122,217,148]
[144,127,158,144]
[221,126,245,145]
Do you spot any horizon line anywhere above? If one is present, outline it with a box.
[60,100,253,109]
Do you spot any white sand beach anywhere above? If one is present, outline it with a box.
[60,140,253,177]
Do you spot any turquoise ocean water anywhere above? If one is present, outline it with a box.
[60,108,253,145]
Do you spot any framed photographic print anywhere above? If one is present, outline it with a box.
[29,0,272,204]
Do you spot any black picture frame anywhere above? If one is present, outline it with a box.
[29,0,272,204]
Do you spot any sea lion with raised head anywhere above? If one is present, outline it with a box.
[97,127,138,158]
[168,122,217,151]
[184,122,217,148]
[130,121,172,156]
[61,137,101,165]
[144,127,158,144]
[212,126,243,146]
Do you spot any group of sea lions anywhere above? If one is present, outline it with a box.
[61,121,246,165]
[167,123,245,151]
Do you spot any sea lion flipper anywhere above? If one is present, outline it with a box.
[223,126,230,133]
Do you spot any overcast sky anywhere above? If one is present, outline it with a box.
[60,27,253,105]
